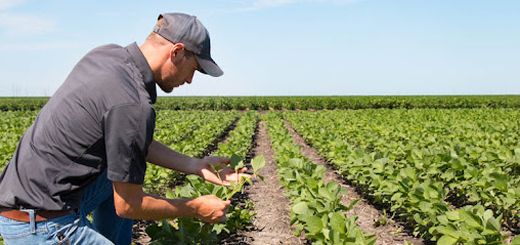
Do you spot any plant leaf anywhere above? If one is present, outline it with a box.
[230,154,244,171]
[251,155,265,173]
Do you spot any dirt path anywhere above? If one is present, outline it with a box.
[226,120,306,244]
[284,120,424,245]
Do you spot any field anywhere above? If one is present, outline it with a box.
[0,96,519,245]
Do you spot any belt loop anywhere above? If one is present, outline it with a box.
[20,209,38,234]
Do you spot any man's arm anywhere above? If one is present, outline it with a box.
[146,139,249,186]
[112,139,233,222]
[145,139,202,175]
[112,181,230,222]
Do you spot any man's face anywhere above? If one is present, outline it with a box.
[158,48,201,93]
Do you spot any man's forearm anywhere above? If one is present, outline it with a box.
[116,192,197,220]
[146,139,233,186]
[113,181,229,222]
[146,139,201,175]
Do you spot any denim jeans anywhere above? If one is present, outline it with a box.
[0,170,133,245]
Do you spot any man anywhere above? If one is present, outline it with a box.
[0,13,245,244]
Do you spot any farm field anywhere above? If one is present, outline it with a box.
[0,96,519,244]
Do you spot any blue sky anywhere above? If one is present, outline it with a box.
[0,0,519,96]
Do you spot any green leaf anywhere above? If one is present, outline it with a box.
[161,219,171,234]
[257,174,265,182]
[484,216,501,233]
[460,209,483,229]
[229,154,245,171]
[166,188,175,199]
[437,235,459,245]
[329,212,346,234]
[490,172,508,191]
[251,155,265,173]
[145,224,163,240]
[292,202,310,215]
[437,215,449,225]
[303,215,324,234]
[345,198,361,211]
[445,210,460,221]
[318,186,333,200]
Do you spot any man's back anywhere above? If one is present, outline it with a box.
[0,43,156,211]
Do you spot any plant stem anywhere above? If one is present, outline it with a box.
[211,164,229,199]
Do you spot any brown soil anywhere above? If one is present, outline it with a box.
[132,220,153,245]
[223,121,306,244]
[284,120,424,245]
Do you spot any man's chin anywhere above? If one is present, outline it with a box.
[158,84,174,93]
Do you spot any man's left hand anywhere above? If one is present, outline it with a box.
[197,156,251,186]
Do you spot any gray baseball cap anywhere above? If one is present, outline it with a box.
[153,13,223,77]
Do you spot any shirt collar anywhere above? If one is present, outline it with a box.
[125,42,157,104]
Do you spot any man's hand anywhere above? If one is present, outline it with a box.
[187,195,230,223]
[113,182,231,222]
[196,156,251,186]
[146,140,251,185]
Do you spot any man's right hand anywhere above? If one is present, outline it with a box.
[113,181,230,222]
[188,195,230,223]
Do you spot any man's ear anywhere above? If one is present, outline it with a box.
[170,43,185,60]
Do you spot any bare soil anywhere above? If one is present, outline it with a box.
[283,120,425,245]
[222,121,306,245]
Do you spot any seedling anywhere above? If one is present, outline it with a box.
[211,154,265,201]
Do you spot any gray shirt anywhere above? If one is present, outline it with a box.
[0,42,157,211]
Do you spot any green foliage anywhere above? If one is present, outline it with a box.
[229,154,245,171]
[146,111,262,244]
[284,109,520,243]
[144,110,240,194]
[2,97,520,244]
[146,155,264,244]
[264,112,375,244]
[151,95,520,110]
[429,205,506,244]
[0,97,49,111]
[4,95,520,112]
[0,111,38,170]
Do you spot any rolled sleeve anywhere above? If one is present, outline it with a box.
[103,103,155,184]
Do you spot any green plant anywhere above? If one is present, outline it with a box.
[283,109,520,243]
[264,112,375,244]
[429,205,507,244]
[145,154,265,244]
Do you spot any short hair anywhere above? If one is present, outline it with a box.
[146,17,196,59]
[146,18,170,46]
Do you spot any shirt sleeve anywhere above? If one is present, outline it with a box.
[103,103,155,184]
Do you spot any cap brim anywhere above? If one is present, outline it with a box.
[195,55,223,77]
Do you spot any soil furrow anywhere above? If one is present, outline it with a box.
[132,116,240,245]
[230,120,306,245]
[283,120,424,245]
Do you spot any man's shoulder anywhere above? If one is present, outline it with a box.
[91,43,124,52]
[77,43,137,84]
[59,43,142,106]
[85,44,126,61]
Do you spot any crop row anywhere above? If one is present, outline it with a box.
[0,111,38,169]
[283,109,520,244]
[263,112,376,244]
[146,111,261,244]
[144,110,239,194]
[3,95,520,111]
[0,110,261,244]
